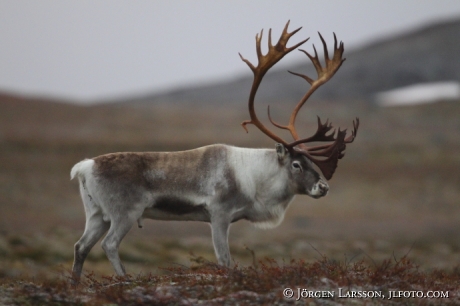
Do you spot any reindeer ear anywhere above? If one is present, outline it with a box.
[275,143,288,160]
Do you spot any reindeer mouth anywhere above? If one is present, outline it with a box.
[309,180,329,199]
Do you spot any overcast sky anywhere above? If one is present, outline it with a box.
[1,1,460,103]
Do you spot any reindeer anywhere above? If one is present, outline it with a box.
[70,21,359,284]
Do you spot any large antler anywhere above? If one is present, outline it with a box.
[239,21,359,180]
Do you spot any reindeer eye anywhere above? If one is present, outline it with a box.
[292,161,302,171]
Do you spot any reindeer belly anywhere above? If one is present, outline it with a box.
[142,195,211,222]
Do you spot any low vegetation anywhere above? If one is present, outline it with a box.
[1,252,459,305]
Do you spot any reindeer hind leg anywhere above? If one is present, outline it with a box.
[72,213,109,285]
[100,214,138,276]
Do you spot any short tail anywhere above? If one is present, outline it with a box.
[70,159,94,180]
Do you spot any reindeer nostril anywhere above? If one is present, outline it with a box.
[319,182,329,193]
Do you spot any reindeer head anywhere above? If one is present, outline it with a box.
[240,21,359,190]
[274,143,329,199]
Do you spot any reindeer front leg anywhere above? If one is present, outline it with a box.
[210,215,231,267]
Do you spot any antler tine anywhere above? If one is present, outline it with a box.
[268,28,273,49]
[238,52,255,72]
[256,29,264,62]
[344,118,359,143]
[318,32,329,62]
[267,105,289,130]
[333,32,338,50]
[287,69,314,85]
[332,33,345,62]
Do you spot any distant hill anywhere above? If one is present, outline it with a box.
[119,18,460,106]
